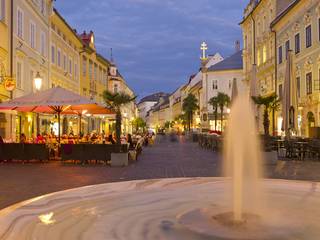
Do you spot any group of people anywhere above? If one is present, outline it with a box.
[0,131,156,150]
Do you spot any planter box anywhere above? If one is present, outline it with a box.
[264,151,278,165]
[111,153,128,167]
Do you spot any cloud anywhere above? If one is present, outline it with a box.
[54,0,247,96]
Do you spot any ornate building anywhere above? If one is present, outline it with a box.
[241,0,296,134]
[271,0,320,137]
[0,0,10,138]
[50,8,82,93]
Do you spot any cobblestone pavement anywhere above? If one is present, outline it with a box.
[0,135,319,209]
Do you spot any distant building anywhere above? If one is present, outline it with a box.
[201,50,246,131]
[138,92,168,120]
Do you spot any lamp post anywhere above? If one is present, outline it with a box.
[34,72,42,135]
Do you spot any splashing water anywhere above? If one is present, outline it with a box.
[224,93,263,222]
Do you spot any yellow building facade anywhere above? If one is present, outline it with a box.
[107,64,137,134]
[241,0,278,133]
[50,8,82,93]
[0,0,10,138]
[271,0,320,137]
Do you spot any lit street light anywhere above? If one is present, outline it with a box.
[34,72,42,135]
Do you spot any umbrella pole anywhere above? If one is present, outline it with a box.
[79,114,82,136]
[58,111,61,143]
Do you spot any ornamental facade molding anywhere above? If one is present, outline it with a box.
[303,12,312,25]
[316,3,320,15]
[304,57,313,72]
[292,22,300,33]
[295,64,301,76]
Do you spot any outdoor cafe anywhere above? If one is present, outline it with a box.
[0,87,145,165]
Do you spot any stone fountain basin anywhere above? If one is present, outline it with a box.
[0,178,319,240]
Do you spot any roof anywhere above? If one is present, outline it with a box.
[96,53,111,66]
[53,8,83,45]
[239,0,262,25]
[139,92,169,104]
[208,51,243,72]
[270,0,301,28]
[152,96,170,112]
[79,30,94,46]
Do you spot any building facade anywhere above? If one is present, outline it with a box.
[0,0,10,138]
[12,0,53,139]
[201,50,246,131]
[50,8,82,93]
[271,0,320,137]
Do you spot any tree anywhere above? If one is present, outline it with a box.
[208,96,219,131]
[217,92,230,132]
[182,93,199,131]
[252,93,278,136]
[103,90,136,144]
[175,114,187,130]
[131,117,146,133]
[164,121,174,129]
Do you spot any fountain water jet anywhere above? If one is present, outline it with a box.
[224,93,263,223]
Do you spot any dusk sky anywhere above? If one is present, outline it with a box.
[55,0,248,98]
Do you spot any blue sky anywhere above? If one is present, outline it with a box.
[55,0,248,98]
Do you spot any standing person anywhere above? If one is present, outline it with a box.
[126,133,134,149]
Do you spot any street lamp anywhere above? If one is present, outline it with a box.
[34,72,42,91]
[34,72,42,135]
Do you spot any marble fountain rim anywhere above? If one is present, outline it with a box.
[0,177,319,216]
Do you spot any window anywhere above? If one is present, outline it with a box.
[229,80,232,89]
[306,25,312,48]
[278,46,283,64]
[212,80,218,90]
[285,40,290,59]
[75,63,78,80]
[114,84,118,93]
[257,49,261,66]
[82,57,87,76]
[306,72,312,95]
[16,61,22,89]
[29,21,36,49]
[63,53,67,71]
[278,84,283,99]
[17,8,23,39]
[40,31,45,56]
[69,57,72,75]
[30,70,34,91]
[262,45,267,63]
[297,77,300,98]
[94,64,97,81]
[40,0,46,15]
[295,33,300,54]
[89,61,92,80]
[57,49,61,67]
[51,45,55,63]
[0,0,5,21]
[319,18,320,41]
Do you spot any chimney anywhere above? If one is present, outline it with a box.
[235,40,240,52]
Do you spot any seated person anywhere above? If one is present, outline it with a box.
[20,133,27,143]
[108,134,116,144]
